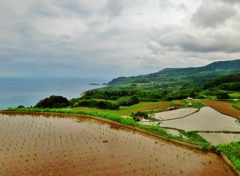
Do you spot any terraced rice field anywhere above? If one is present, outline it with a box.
[142,106,240,145]
[160,107,239,132]
[154,108,198,120]
[198,133,240,145]
[0,112,236,176]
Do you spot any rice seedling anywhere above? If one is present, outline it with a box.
[0,111,238,176]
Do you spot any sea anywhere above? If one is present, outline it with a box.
[0,77,109,109]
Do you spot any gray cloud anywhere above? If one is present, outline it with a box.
[30,2,59,17]
[221,0,240,3]
[159,0,172,10]
[13,22,35,38]
[154,25,240,53]
[0,0,240,78]
[177,3,187,11]
[105,0,123,17]
[63,2,91,16]
[192,0,237,28]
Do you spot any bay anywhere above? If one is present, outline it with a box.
[0,77,108,109]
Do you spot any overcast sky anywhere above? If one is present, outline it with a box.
[1,0,240,79]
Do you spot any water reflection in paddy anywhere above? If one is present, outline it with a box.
[160,107,239,131]
[198,133,240,145]
[0,112,236,176]
[154,108,198,120]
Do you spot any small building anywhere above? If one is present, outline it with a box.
[187,97,193,100]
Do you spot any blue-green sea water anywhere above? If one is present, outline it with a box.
[0,77,108,109]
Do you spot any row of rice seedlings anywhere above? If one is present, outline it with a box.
[0,115,61,175]
[0,113,227,175]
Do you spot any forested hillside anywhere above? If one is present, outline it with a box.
[108,59,240,89]
[203,73,240,90]
[65,72,240,109]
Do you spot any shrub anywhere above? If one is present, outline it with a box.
[77,99,91,107]
[35,95,69,108]
[216,92,229,99]
[76,99,119,110]
[69,98,81,107]
[117,96,139,106]
[131,111,148,121]
[17,105,25,108]
[216,141,240,170]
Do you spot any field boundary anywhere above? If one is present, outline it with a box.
[220,152,240,176]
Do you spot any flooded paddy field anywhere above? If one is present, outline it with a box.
[0,112,237,176]
[142,106,240,145]
[201,100,240,119]
[160,107,239,131]
[154,108,198,120]
[198,133,240,145]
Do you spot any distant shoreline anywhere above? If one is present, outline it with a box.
[89,83,108,85]
[0,77,109,109]
[89,83,101,85]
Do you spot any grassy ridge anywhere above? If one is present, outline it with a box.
[232,103,240,111]
[217,142,240,170]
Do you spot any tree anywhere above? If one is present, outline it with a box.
[35,95,69,108]
[129,95,139,105]
[216,92,229,99]
[131,111,148,121]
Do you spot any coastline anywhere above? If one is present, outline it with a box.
[0,77,109,109]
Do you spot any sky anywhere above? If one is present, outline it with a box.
[1,0,240,79]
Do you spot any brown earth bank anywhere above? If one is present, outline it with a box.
[134,102,169,112]
[117,102,170,115]
[0,111,238,176]
[172,100,185,105]
[134,102,170,111]
[158,102,170,109]
[201,99,240,119]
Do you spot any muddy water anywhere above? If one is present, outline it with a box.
[198,133,240,145]
[161,107,240,131]
[154,108,198,120]
[0,112,237,176]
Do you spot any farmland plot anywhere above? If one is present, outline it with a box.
[198,133,240,145]
[0,112,237,176]
[154,108,198,120]
[201,99,240,119]
[160,107,239,132]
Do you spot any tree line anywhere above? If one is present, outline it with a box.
[32,73,240,109]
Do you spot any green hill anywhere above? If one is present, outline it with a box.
[203,73,240,90]
[108,59,240,89]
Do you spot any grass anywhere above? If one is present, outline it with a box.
[191,100,206,109]
[216,141,240,170]
[170,99,205,109]
[232,103,240,111]
[228,91,240,99]
[117,102,164,115]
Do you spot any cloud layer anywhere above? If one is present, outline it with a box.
[1,0,240,78]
